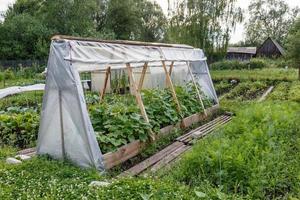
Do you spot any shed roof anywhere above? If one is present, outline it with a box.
[227,47,257,54]
[257,37,285,55]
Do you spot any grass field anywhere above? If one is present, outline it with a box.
[0,67,300,199]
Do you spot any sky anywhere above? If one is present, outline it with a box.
[1,0,299,43]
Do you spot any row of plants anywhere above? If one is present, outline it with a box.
[0,83,214,154]
[223,81,268,100]
[90,83,213,153]
[268,81,300,102]
[213,80,237,96]
[163,102,300,199]
[210,58,268,70]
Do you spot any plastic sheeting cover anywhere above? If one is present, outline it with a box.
[37,38,218,171]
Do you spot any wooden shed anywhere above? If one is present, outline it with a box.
[256,37,285,58]
[226,47,256,61]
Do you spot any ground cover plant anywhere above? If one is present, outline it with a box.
[223,81,268,100]
[210,58,268,70]
[213,80,237,96]
[163,102,300,199]
[211,68,298,81]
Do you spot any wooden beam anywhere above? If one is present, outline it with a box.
[169,61,174,76]
[126,63,155,140]
[162,61,182,114]
[99,66,111,102]
[187,62,207,116]
[138,62,148,92]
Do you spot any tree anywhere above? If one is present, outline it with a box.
[286,18,300,79]
[167,0,243,61]
[245,0,299,46]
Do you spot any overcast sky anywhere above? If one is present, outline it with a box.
[1,0,299,43]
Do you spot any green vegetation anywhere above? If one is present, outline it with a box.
[210,58,269,70]
[223,81,268,100]
[211,68,298,81]
[163,102,300,199]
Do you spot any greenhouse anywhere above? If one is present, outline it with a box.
[37,35,218,171]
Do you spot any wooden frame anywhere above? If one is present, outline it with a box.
[187,62,207,116]
[162,61,182,114]
[99,66,111,102]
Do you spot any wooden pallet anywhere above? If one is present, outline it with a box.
[119,114,232,177]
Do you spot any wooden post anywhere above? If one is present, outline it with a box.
[138,62,148,92]
[165,61,174,85]
[169,61,174,76]
[99,66,111,102]
[187,62,207,116]
[58,90,66,160]
[126,63,155,140]
[162,61,182,114]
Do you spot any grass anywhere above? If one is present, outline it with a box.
[211,68,298,81]
[0,67,300,199]
[161,102,300,199]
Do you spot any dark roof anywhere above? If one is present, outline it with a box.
[257,37,285,55]
[227,47,257,54]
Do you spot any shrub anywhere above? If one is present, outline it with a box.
[248,58,267,69]
[0,72,3,81]
[166,103,300,199]
[210,60,247,70]
[3,69,15,80]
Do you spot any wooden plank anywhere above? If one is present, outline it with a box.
[18,147,36,155]
[99,66,111,102]
[187,62,207,115]
[162,61,182,114]
[177,115,228,141]
[103,140,143,169]
[138,62,148,92]
[168,62,174,76]
[258,86,274,102]
[149,145,191,173]
[119,141,184,177]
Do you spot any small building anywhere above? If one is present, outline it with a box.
[226,47,256,61]
[256,37,285,58]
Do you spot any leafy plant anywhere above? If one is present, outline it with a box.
[0,112,40,148]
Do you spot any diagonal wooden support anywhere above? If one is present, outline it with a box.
[138,62,148,92]
[99,66,111,102]
[187,62,207,116]
[162,61,182,114]
[126,63,155,140]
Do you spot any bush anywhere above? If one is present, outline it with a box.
[288,81,300,102]
[248,58,267,69]
[3,69,15,80]
[210,60,247,70]
[0,72,3,81]
[166,103,300,199]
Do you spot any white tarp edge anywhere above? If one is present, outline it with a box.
[0,84,45,99]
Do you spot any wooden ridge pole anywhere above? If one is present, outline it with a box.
[138,62,148,92]
[187,62,207,116]
[162,61,182,114]
[126,63,155,140]
[99,66,111,102]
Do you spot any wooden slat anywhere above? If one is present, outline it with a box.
[177,115,228,142]
[149,145,191,173]
[138,62,148,92]
[162,61,182,114]
[119,141,184,177]
[182,116,231,143]
[103,140,143,169]
[187,62,207,115]
[99,66,111,102]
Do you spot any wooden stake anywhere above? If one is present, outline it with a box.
[187,62,207,116]
[162,61,182,114]
[99,66,111,102]
[169,61,174,76]
[138,62,148,92]
[126,63,155,140]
